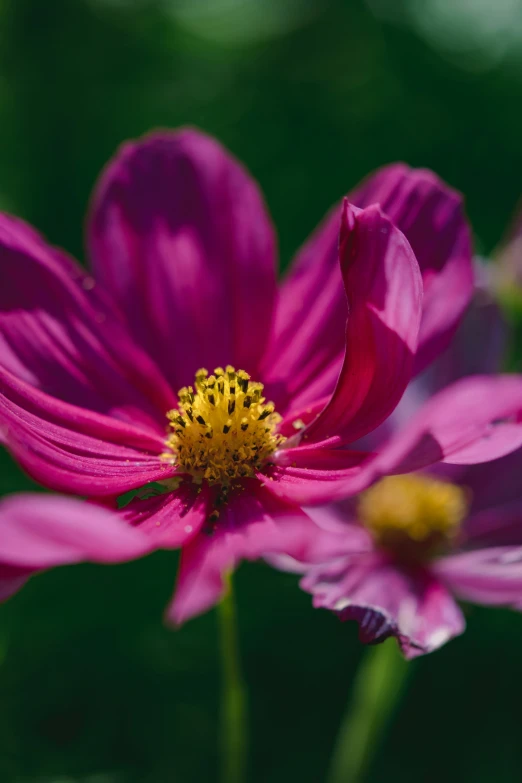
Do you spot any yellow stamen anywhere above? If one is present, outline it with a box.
[358,474,468,558]
[163,366,284,485]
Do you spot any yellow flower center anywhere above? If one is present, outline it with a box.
[163,366,284,486]
[357,474,468,559]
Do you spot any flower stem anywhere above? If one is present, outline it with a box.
[326,640,410,783]
[218,575,247,783]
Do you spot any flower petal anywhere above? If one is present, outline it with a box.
[0,493,154,601]
[265,375,522,506]
[0,365,173,496]
[302,552,465,658]
[383,376,522,471]
[88,129,277,389]
[119,482,212,548]
[362,275,508,451]
[461,501,522,548]
[435,546,522,608]
[350,164,473,374]
[260,203,347,412]
[0,213,175,433]
[267,506,373,574]
[261,163,472,410]
[167,480,328,624]
[0,564,31,601]
[301,202,422,446]
[454,446,522,515]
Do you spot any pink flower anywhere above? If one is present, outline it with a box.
[286,299,522,657]
[1,128,521,622]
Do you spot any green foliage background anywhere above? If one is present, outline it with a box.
[1,0,522,780]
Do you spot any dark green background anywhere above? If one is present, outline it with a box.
[1,0,521,780]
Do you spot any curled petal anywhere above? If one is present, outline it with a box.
[299,202,422,446]
[302,552,465,658]
[88,129,277,389]
[350,164,473,374]
[262,163,472,410]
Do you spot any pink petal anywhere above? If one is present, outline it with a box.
[350,164,473,375]
[119,482,212,548]
[268,506,373,574]
[167,480,329,624]
[362,276,507,451]
[375,375,522,472]
[0,493,154,601]
[88,129,277,389]
[261,163,472,411]
[435,546,522,608]
[461,501,522,548]
[454,447,522,515]
[261,446,370,506]
[0,365,174,496]
[427,266,507,382]
[0,213,175,433]
[301,202,422,446]
[302,552,465,658]
[0,564,31,601]
[442,424,522,465]
[273,446,370,470]
[265,375,522,506]
[260,204,347,412]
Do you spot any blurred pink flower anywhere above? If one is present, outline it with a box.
[1,128,521,621]
[284,300,522,657]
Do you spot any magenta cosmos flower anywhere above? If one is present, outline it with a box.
[1,128,522,623]
[285,296,522,657]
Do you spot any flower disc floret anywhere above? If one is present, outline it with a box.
[358,474,468,559]
[164,366,284,485]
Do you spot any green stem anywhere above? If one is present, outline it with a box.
[218,576,247,783]
[326,640,410,783]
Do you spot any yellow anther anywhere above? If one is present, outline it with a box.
[358,474,468,559]
[164,367,285,486]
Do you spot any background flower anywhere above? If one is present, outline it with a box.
[283,293,522,657]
